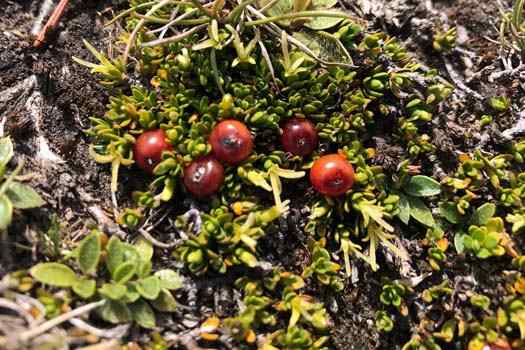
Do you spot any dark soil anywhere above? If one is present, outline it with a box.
[1,0,523,349]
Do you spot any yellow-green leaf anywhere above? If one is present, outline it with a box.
[30,262,78,287]
[78,231,101,275]
[73,279,96,299]
[113,261,137,284]
[0,195,13,230]
[151,289,178,312]
[135,276,161,300]
[130,299,156,329]
[6,182,45,209]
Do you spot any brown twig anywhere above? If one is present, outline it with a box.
[33,0,69,47]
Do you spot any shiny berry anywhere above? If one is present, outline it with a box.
[310,154,355,197]
[183,156,224,197]
[281,118,318,156]
[134,129,172,174]
[209,120,253,165]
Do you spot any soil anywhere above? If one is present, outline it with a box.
[0,0,523,349]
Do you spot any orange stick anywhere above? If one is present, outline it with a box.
[33,0,69,47]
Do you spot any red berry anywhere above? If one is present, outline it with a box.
[134,129,172,174]
[489,340,511,350]
[209,120,253,165]
[281,118,318,156]
[183,156,224,197]
[310,154,355,197]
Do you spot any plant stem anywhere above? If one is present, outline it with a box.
[123,0,173,66]
[146,8,205,34]
[245,10,349,26]
[141,23,208,47]
[33,0,69,47]
[105,1,158,27]
[226,0,258,23]
[18,300,106,343]
[138,228,180,248]
[0,161,24,197]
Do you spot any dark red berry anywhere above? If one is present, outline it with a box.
[310,154,355,197]
[281,118,318,156]
[134,129,172,174]
[183,156,224,197]
[209,120,253,165]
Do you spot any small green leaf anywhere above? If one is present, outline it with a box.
[155,269,183,290]
[129,299,156,329]
[72,279,96,299]
[433,319,457,342]
[6,182,45,209]
[405,176,441,197]
[78,231,101,275]
[30,262,78,287]
[0,195,13,230]
[471,203,496,226]
[264,0,293,25]
[136,260,152,279]
[304,12,344,30]
[408,196,435,227]
[397,193,411,225]
[123,284,141,304]
[454,234,467,254]
[439,202,462,224]
[98,283,127,300]
[136,276,161,300]
[113,261,137,284]
[134,237,154,262]
[106,236,125,277]
[99,300,131,324]
[0,137,14,166]
[151,289,178,312]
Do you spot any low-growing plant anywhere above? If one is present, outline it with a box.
[0,137,45,231]
[30,231,182,328]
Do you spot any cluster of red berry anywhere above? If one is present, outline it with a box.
[133,118,355,198]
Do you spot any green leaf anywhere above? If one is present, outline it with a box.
[454,234,467,254]
[155,269,183,290]
[439,202,462,224]
[72,279,96,299]
[135,276,161,300]
[408,196,435,227]
[136,260,152,279]
[264,0,293,25]
[113,261,137,284]
[471,203,496,226]
[106,236,125,277]
[98,283,127,300]
[304,12,344,30]
[0,195,13,230]
[0,137,14,166]
[123,284,141,304]
[6,182,45,209]
[312,0,337,8]
[151,289,178,312]
[99,300,131,324]
[129,299,156,329]
[134,237,154,262]
[397,193,411,225]
[30,262,78,287]
[78,231,101,275]
[405,176,441,197]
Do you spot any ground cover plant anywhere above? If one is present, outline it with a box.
[2,0,525,349]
